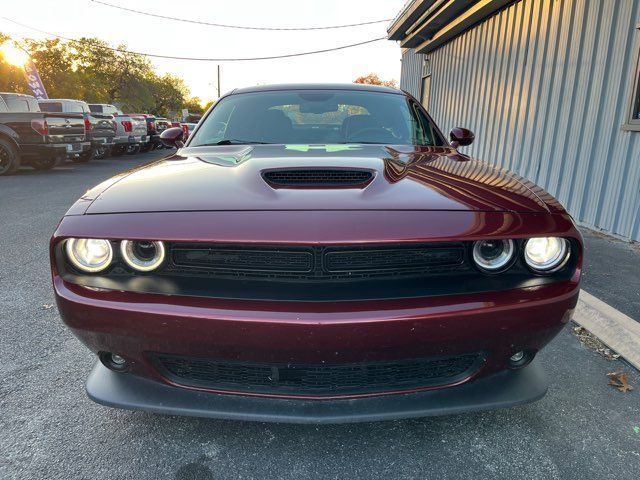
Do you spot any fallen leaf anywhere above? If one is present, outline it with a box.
[607,372,634,393]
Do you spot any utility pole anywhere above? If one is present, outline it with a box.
[217,65,221,98]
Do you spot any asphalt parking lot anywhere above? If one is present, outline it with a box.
[1,153,639,480]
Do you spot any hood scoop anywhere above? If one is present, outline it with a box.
[262,168,374,189]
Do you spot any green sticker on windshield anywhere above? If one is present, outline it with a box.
[285,144,363,153]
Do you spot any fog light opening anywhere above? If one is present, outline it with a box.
[508,350,535,369]
[100,352,129,372]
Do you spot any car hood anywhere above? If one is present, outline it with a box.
[83,144,560,214]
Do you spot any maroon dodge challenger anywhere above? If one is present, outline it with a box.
[50,84,582,423]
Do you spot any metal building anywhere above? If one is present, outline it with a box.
[388,0,640,241]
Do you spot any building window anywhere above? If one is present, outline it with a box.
[420,58,431,109]
[624,23,640,130]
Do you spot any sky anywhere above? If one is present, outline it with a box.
[1,0,408,104]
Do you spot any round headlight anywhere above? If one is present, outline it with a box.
[524,237,568,272]
[65,238,113,273]
[120,240,165,272]
[472,239,515,272]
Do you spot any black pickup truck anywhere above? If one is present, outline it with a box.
[0,93,87,175]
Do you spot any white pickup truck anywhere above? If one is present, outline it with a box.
[88,104,146,156]
[111,114,148,155]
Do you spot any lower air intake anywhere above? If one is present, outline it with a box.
[152,353,482,397]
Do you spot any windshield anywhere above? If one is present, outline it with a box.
[189,89,441,146]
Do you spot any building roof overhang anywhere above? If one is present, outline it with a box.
[387,0,517,54]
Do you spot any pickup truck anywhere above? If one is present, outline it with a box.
[0,92,87,175]
[127,114,159,153]
[111,114,148,155]
[38,99,116,161]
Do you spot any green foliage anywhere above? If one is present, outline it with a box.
[353,73,397,88]
[0,33,202,116]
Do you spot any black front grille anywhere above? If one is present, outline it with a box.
[172,246,313,273]
[169,243,466,280]
[263,169,373,187]
[152,353,481,396]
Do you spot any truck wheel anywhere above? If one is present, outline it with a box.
[72,151,93,163]
[30,157,59,171]
[94,145,110,159]
[126,144,141,155]
[0,138,20,176]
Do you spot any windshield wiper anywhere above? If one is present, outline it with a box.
[206,139,272,145]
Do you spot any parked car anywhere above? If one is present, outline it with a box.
[127,113,158,152]
[0,92,88,175]
[50,84,582,423]
[111,114,148,156]
[154,118,174,149]
[38,99,116,161]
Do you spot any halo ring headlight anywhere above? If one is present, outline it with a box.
[472,239,515,272]
[524,237,569,272]
[65,238,113,273]
[120,240,165,272]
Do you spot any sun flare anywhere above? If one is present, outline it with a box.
[0,41,30,68]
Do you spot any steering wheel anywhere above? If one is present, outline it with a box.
[347,127,397,143]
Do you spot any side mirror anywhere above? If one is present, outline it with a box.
[160,127,185,148]
[449,127,475,148]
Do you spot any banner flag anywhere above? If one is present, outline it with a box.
[23,60,48,100]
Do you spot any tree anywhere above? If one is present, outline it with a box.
[0,31,200,117]
[353,73,398,88]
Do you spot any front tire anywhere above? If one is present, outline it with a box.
[30,156,59,171]
[0,138,20,176]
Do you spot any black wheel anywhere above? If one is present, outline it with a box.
[72,151,93,163]
[30,156,59,171]
[126,144,141,155]
[111,145,126,156]
[94,145,111,159]
[0,138,20,176]
[139,143,152,153]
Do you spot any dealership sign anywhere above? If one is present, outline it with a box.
[23,60,48,100]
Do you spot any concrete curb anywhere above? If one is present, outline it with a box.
[574,290,640,370]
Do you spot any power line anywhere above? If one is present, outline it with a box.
[0,17,387,62]
[90,0,392,31]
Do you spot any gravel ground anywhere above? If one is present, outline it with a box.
[1,153,639,480]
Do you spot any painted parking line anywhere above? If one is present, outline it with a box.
[574,290,640,370]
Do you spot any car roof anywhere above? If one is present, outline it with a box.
[230,83,403,95]
[0,92,35,98]
[38,98,87,103]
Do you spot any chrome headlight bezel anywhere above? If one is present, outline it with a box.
[523,237,570,273]
[471,239,516,273]
[65,238,114,273]
[120,240,166,272]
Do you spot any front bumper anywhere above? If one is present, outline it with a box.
[87,358,548,423]
[51,210,582,421]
